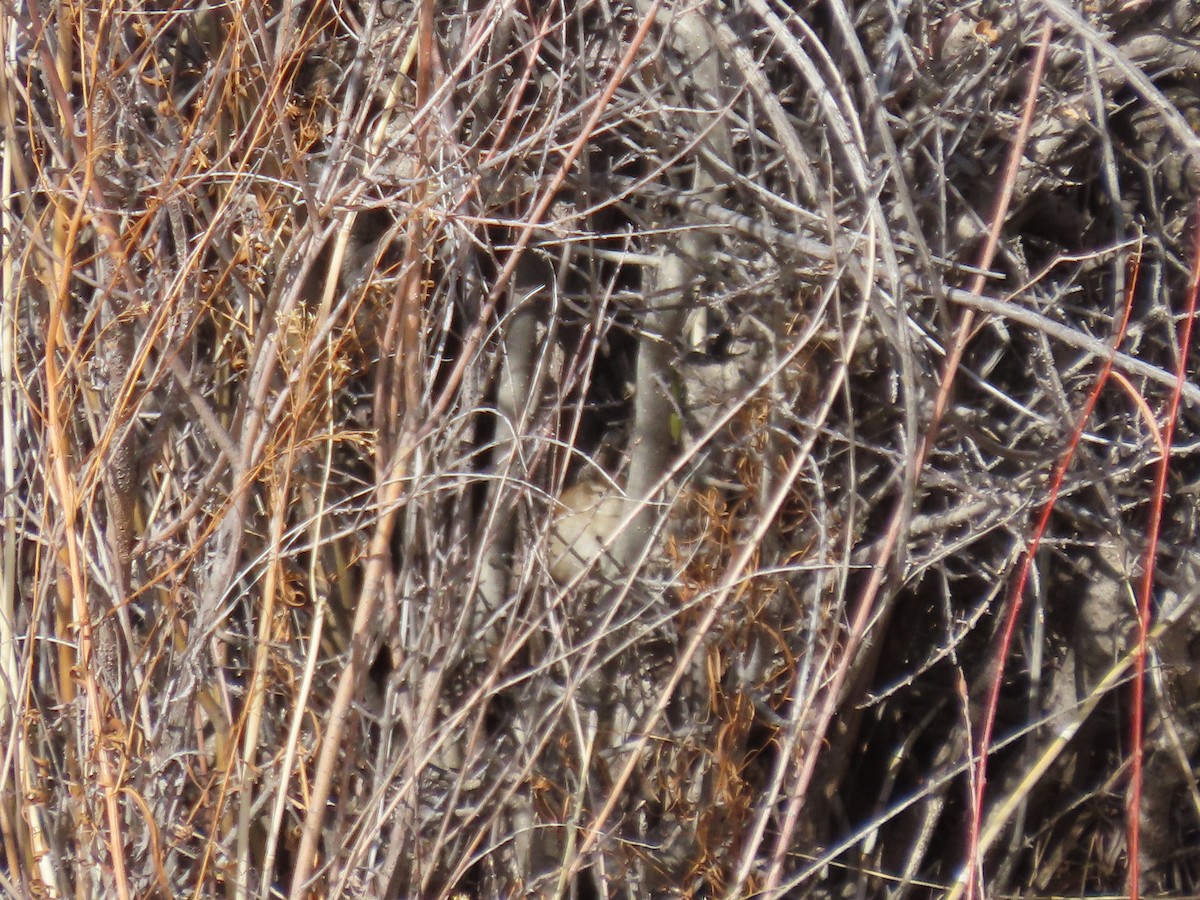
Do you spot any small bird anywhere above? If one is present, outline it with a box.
[547,478,630,584]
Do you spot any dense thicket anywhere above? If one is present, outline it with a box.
[3,1,1200,896]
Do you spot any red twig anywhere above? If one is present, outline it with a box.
[963,245,1141,898]
[1126,203,1200,898]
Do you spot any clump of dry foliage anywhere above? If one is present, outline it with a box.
[4,0,1200,897]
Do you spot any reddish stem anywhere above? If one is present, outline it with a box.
[1126,204,1200,898]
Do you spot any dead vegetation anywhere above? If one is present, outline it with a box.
[3,0,1200,897]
